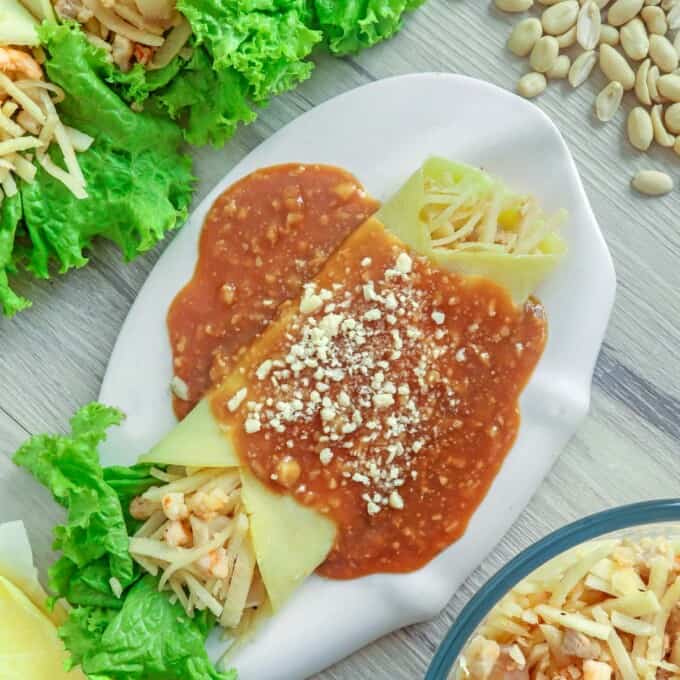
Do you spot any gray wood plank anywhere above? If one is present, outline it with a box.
[2,1,680,678]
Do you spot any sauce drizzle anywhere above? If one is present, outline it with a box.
[211,218,547,579]
[168,164,379,419]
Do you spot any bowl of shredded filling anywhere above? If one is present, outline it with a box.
[427,500,680,680]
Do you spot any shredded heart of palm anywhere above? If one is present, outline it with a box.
[52,0,192,72]
[422,172,566,255]
[128,466,267,634]
[0,50,93,203]
[453,536,680,680]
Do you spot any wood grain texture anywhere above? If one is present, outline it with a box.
[2,1,680,678]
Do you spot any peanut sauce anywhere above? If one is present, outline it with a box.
[168,164,379,419]
[209,215,547,579]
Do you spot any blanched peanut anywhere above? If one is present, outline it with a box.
[530,36,560,71]
[600,44,636,89]
[649,34,678,71]
[495,0,534,11]
[664,102,680,133]
[508,17,544,56]
[632,169,673,195]
[547,54,571,78]
[628,106,654,149]
[542,1,580,35]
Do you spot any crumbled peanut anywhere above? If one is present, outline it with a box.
[276,456,302,487]
[220,283,236,305]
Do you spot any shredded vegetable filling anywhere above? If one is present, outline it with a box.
[54,0,193,71]
[422,168,565,254]
[0,46,93,202]
[128,466,266,636]
[454,536,680,680]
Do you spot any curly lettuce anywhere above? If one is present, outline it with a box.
[0,194,28,317]
[153,47,257,147]
[107,2,320,146]
[21,140,193,277]
[313,0,425,55]
[107,58,185,107]
[13,404,137,593]
[178,0,321,102]
[0,23,193,316]
[13,403,235,680]
[59,576,233,680]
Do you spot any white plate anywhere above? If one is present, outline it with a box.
[99,73,616,680]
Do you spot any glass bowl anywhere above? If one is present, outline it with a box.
[425,499,680,680]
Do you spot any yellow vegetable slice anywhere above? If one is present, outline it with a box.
[432,247,565,306]
[0,0,40,45]
[140,398,240,468]
[0,575,85,679]
[18,0,55,22]
[377,167,432,254]
[240,468,336,611]
[378,157,567,303]
[0,520,66,625]
[139,400,336,614]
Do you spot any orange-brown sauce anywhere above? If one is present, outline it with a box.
[211,217,547,579]
[168,164,379,419]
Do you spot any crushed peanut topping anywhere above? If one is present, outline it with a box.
[238,251,459,517]
[168,164,379,420]
[213,219,546,578]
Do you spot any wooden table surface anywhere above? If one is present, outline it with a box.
[2,2,680,678]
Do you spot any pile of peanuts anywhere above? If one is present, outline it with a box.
[494,0,679,197]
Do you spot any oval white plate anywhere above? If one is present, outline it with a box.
[99,73,616,680]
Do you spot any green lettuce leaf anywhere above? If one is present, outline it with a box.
[21,141,193,277]
[38,22,183,153]
[13,402,234,680]
[59,606,115,671]
[60,576,234,680]
[177,0,321,102]
[0,22,193,313]
[0,193,29,317]
[152,47,256,147]
[103,464,159,532]
[13,404,136,590]
[107,58,185,106]
[94,45,255,148]
[313,0,424,54]
[51,558,126,609]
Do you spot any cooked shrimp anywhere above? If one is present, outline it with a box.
[197,548,230,579]
[133,44,154,66]
[164,519,192,547]
[561,630,601,660]
[161,492,188,521]
[187,488,230,520]
[129,495,157,520]
[0,48,43,81]
[466,637,501,680]
[487,649,529,680]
